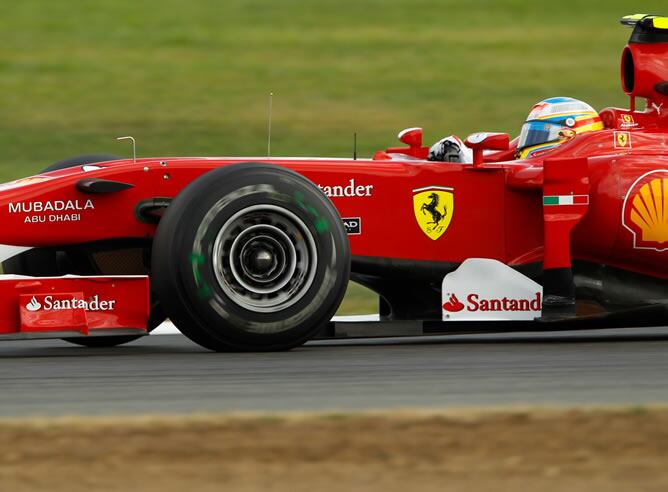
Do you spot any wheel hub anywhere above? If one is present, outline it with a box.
[248,248,273,273]
[212,205,318,313]
[239,235,284,283]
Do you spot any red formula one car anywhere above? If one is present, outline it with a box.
[0,15,667,351]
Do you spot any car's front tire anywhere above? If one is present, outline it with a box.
[152,163,350,351]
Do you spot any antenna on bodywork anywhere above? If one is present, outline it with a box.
[116,136,136,164]
[267,92,273,157]
[353,132,357,160]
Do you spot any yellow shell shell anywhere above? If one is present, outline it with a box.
[629,177,668,244]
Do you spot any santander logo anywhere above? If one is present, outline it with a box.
[442,259,544,322]
[26,296,42,312]
[24,295,116,312]
[442,293,465,312]
[444,292,541,313]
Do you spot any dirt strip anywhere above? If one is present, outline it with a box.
[1,407,667,492]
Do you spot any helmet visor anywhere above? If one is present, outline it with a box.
[518,121,564,150]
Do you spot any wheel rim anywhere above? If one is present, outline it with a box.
[212,204,318,313]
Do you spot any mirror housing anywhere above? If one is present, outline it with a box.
[398,127,423,148]
[464,132,510,167]
[381,127,429,160]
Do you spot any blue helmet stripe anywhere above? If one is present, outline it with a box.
[543,96,574,103]
[539,112,590,123]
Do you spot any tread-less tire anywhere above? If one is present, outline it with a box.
[152,163,350,351]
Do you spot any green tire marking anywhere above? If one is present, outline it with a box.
[294,192,330,234]
[189,252,211,299]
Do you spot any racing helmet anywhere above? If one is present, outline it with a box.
[517,97,604,159]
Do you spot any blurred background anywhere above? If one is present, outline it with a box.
[2,0,664,313]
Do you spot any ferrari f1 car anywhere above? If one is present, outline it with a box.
[0,15,667,351]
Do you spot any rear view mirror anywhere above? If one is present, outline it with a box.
[398,127,423,148]
[464,132,510,167]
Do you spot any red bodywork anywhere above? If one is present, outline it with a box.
[0,125,665,279]
[0,275,148,337]
[0,18,667,338]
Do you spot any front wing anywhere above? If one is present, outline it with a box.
[0,275,149,340]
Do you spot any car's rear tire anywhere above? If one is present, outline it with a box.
[152,163,350,352]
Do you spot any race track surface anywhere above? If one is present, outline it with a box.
[2,327,668,416]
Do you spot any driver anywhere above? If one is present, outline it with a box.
[428,135,473,163]
[428,97,604,163]
[515,97,604,159]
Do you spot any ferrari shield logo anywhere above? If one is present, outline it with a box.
[413,186,454,240]
[614,131,631,149]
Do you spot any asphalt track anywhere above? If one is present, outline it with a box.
[2,326,668,416]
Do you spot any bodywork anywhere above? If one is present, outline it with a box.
[0,14,667,340]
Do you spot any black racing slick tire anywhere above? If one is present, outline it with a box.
[151,163,350,352]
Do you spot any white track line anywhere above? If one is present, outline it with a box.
[152,314,380,335]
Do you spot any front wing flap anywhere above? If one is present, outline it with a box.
[0,275,149,340]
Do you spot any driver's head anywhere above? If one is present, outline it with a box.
[517,97,603,159]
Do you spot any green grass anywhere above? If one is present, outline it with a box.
[1,0,662,314]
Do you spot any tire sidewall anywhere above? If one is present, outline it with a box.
[154,163,349,350]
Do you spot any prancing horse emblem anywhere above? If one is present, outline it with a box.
[421,193,445,225]
[412,186,454,240]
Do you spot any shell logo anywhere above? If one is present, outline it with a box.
[622,170,668,251]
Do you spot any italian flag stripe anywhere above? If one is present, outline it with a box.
[543,195,589,206]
